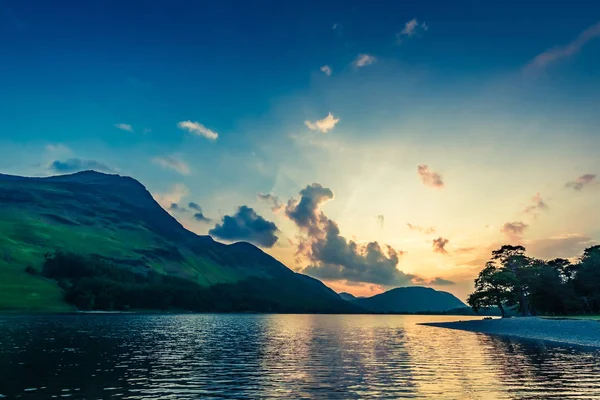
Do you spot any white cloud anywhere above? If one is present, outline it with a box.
[402,19,419,36]
[354,54,376,68]
[397,18,428,42]
[525,22,600,73]
[304,112,340,133]
[45,144,71,155]
[153,183,189,211]
[115,123,134,132]
[320,65,332,76]
[152,155,191,175]
[177,120,219,140]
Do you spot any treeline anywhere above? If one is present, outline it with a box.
[38,252,353,313]
[468,245,600,317]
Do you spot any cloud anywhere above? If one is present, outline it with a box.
[45,144,71,154]
[523,192,549,215]
[354,54,376,68]
[152,155,191,175]
[177,120,219,140]
[154,183,189,211]
[209,205,279,248]
[193,212,211,223]
[258,192,284,212]
[412,276,455,286]
[501,221,529,240]
[456,247,477,254]
[188,202,202,211]
[115,123,134,132]
[525,22,600,73]
[565,174,597,191]
[429,277,455,286]
[169,203,187,212]
[432,237,449,255]
[188,202,211,223]
[304,112,340,133]
[527,233,597,260]
[285,183,334,234]
[332,23,344,36]
[286,183,416,286]
[407,223,436,234]
[320,65,332,76]
[397,18,428,42]
[49,158,115,174]
[376,215,384,228]
[417,165,444,188]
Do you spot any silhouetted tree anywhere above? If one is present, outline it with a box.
[467,262,516,318]
[573,245,600,312]
[491,245,532,316]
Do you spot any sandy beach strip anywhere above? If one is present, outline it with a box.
[421,317,600,348]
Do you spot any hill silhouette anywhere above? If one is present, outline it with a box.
[0,171,356,312]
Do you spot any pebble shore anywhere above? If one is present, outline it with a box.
[421,317,600,348]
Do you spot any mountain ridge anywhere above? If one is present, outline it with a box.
[0,170,356,312]
[341,286,466,313]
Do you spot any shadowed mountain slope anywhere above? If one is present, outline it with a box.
[0,171,357,312]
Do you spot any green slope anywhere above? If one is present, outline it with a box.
[0,171,355,312]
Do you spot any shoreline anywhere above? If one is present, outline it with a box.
[421,317,600,348]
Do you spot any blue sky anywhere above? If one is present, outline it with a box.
[1,0,599,298]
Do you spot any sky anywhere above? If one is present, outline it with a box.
[1,0,599,300]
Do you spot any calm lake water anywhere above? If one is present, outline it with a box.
[1,314,600,399]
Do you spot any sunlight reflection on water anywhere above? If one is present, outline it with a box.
[1,314,600,399]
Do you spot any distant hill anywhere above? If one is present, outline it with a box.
[0,171,358,313]
[342,286,466,313]
[338,292,357,302]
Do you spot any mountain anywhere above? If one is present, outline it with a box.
[0,171,358,313]
[346,287,466,313]
[338,292,358,302]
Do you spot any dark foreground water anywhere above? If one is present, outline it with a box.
[1,315,600,399]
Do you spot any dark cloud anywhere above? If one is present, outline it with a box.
[432,237,449,254]
[376,215,384,227]
[566,174,597,191]
[407,223,436,234]
[169,203,187,212]
[49,158,115,174]
[286,183,416,286]
[188,202,202,211]
[257,193,284,212]
[187,202,211,222]
[209,206,278,248]
[523,192,549,215]
[286,183,334,235]
[193,212,211,223]
[501,221,529,240]
[417,165,444,188]
[429,277,455,286]
[412,277,456,286]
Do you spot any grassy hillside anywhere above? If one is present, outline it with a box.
[0,171,354,312]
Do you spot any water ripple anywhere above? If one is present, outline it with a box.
[1,314,600,399]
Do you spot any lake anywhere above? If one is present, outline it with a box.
[1,314,600,399]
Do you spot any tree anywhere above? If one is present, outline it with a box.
[491,245,533,316]
[573,245,600,312]
[546,258,577,282]
[467,262,516,318]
